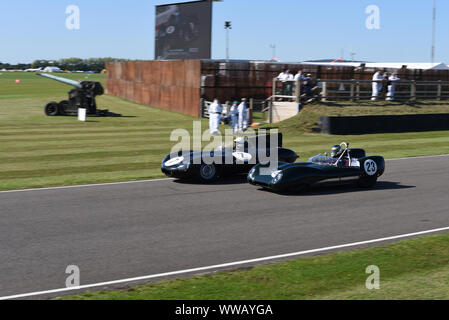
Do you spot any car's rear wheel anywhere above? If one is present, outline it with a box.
[198,163,219,183]
[358,176,378,188]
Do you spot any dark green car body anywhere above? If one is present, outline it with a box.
[248,149,385,193]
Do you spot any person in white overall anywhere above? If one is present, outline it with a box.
[230,101,239,134]
[238,98,249,132]
[208,98,223,135]
[386,73,400,101]
[371,71,384,101]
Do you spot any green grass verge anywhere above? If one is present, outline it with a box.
[59,232,449,300]
[1,72,449,191]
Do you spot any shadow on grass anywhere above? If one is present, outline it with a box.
[262,181,415,197]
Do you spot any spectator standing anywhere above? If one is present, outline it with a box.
[230,101,239,134]
[294,70,308,81]
[386,73,400,101]
[237,98,249,132]
[208,98,223,135]
[294,70,307,95]
[277,69,293,97]
[303,73,318,102]
[371,71,384,101]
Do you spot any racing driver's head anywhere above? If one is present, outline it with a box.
[331,145,342,158]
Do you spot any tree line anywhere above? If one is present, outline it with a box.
[0,58,127,72]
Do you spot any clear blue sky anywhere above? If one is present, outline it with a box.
[0,0,447,64]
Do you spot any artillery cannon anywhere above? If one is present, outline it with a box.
[37,73,107,117]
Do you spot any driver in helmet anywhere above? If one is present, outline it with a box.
[330,144,349,167]
[331,145,343,158]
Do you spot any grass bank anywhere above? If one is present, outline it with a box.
[59,232,449,300]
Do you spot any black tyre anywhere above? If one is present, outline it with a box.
[58,100,69,116]
[45,102,59,116]
[198,163,219,183]
[358,176,378,188]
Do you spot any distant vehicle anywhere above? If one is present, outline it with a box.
[24,68,43,72]
[162,134,298,183]
[248,142,385,193]
[37,73,106,117]
[42,66,62,73]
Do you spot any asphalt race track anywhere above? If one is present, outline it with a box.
[1,155,449,299]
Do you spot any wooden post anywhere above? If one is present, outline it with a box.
[295,78,301,103]
[356,81,360,100]
[249,98,254,125]
[262,100,266,123]
[272,78,277,101]
[350,80,355,102]
[410,81,416,101]
[437,80,442,101]
[321,81,327,102]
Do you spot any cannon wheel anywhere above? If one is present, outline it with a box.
[58,100,69,116]
[45,102,60,116]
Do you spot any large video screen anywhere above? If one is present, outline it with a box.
[155,0,212,60]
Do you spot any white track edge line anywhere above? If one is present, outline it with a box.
[0,178,174,194]
[1,226,449,300]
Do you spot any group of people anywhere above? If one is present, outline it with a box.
[277,69,317,99]
[372,71,401,101]
[208,98,249,135]
[278,68,401,102]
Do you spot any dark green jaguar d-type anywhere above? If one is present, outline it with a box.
[248,142,385,193]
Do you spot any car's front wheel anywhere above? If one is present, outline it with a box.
[198,163,219,183]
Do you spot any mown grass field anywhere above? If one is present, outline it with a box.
[1,71,449,191]
[60,232,449,300]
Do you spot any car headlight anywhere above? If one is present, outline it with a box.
[271,170,283,184]
[248,167,256,180]
[177,163,191,172]
[165,156,184,167]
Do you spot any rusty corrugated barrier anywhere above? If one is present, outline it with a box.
[106,60,202,117]
[106,60,449,117]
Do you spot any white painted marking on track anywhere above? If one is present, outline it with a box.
[0,154,448,194]
[0,178,174,194]
[1,226,449,300]
[387,154,449,161]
